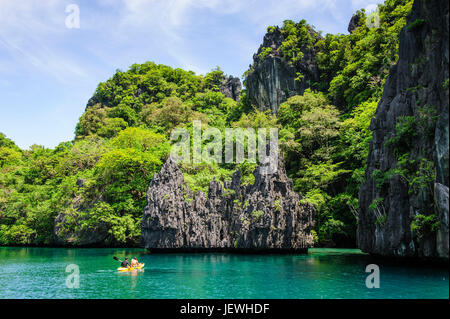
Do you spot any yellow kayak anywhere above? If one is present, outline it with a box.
[117,263,145,272]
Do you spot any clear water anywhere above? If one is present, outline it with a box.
[0,247,447,299]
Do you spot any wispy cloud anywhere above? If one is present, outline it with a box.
[102,0,376,74]
[0,0,385,149]
[351,0,381,12]
[0,0,90,82]
[0,0,384,80]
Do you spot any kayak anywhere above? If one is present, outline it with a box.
[117,263,145,272]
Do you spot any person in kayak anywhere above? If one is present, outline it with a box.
[130,257,139,267]
[121,257,131,268]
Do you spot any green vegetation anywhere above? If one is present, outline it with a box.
[443,79,449,90]
[274,199,282,212]
[258,47,273,60]
[369,198,387,226]
[279,19,317,64]
[260,0,413,108]
[277,90,364,246]
[256,0,413,246]
[0,127,168,246]
[257,19,318,65]
[267,26,277,34]
[368,103,437,233]
[316,1,412,108]
[251,210,265,220]
[380,106,437,195]
[385,116,417,156]
[410,213,440,239]
[0,63,256,246]
[406,18,426,31]
[0,0,416,248]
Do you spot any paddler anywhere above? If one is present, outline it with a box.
[121,257,131,268]
[130,257,139,267]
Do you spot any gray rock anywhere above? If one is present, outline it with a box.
[220,76,242,102]
[246,56,300,114]
[141,158,315,251]
[246,26,320,113]
[348,14,361,33]
[358,0,449,259]
[435,183,449,258]
[76,178,85,188]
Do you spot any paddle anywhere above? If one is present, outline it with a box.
[113,256,123,263]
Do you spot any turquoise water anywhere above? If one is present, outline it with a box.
[0,247,447,299]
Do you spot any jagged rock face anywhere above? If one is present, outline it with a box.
[358,0,449,259]
[141,158,314,251]
[246,27,320,114]
[246,57,300,114]
[435,183,449,257]
[220,76,242,102]
[348,14,361,33]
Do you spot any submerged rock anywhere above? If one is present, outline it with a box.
[141,158,314,252]
[358,0,449,259]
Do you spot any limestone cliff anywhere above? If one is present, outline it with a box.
[358,0,449,259]
[141,158,314,252]
[348,14,361,33]
[245,26,320,113]
[220,75,242,102]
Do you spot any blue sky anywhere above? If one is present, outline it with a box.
[0,0,383,149]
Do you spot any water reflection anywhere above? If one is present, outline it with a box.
[118,269,144,290]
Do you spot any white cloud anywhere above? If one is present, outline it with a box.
[365,3,379,13]
[108,0,359,74]
[0,0,90,82]
[0,0,387,82]
[351,0,382,12]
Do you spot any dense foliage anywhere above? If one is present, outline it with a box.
[0,63,261,246]
[255,0,413,246]
[0,0,413,247]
